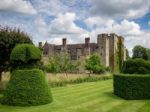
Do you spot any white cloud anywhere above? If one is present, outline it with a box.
[85,17,115,29]
[34,12,89,44]
[0,0,37,15]
[89,0,150,19]
[85,19,150,54]
[49,13,86,35]
[33,0,68,16]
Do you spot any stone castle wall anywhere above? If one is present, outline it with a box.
[39,33,126,72]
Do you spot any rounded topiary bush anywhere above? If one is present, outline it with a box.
[2,69,52,106]
[10,44,42,69]
[2,44,53,106]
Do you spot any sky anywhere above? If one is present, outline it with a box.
[0,0,150,54]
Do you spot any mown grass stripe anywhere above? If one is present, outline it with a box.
[0,80,149,112]
[53,80,112,95]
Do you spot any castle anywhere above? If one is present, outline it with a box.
[39,33,126,72]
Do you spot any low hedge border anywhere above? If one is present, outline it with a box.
[113,74,150,100]
[50,75,112,88]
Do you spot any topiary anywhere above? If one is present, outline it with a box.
[2,69,52,106]
[2,44,53,106]
[10,44,42,69]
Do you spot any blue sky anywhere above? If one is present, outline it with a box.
[0,0,150,53]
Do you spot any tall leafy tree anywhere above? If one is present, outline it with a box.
[146,48,150,61]
[0,26,32,81]
[58,53,72,76]
[132,45,147,60]
[85,53,104,76]
[126,49,130,60]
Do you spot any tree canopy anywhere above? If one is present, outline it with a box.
[85,53,104,75]
[132,45,147,60]
[0,26,32,81]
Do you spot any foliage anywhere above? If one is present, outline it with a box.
[49,75,112,88]
[113,74,150,100]
[2,69,53,106]
[10,44,42,69]
[85,53,105,74]
[0,26,32,81]
[117,38,123,72]
[146,48,150,61]
[122,58,150,74]
[45,53,80,75]
[126,49,130,59]
[132,45,148,60]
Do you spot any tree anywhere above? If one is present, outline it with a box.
[122,58,150,74]
[85,53,104,76]
[132,45,147,60]
[45,55,60,75]
[46,52,79,76]
[0,26,32,81]
[146,48,150,61]
[126,49,130,59]
[58,53,72,76]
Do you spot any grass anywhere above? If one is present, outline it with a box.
[0,79,150,112]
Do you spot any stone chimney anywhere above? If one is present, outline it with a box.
[62,38,67,46]
[39,42,42,48]
[85,37,90,48]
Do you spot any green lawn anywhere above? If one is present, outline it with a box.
[0,80,150,112]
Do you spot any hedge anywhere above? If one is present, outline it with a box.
[50,75,112,88]
[2,69,53,106]
[113,74,150,100]
[10,44,41,63]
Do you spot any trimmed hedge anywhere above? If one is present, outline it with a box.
[113,74,150,100]
[10,44,41,63]
[2,69,53,106]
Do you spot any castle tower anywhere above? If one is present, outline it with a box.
[38,42,42,48]
[97,34,109,67]
[109,33,118,71]
[84,37,90,56]
[61,38,67,52]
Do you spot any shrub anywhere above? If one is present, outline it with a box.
[2,69,53,106]
[49,75,112,88]
[85,53,105,74]
[113,74,150,100]
[122,58,150,74]
[10,44,41,69]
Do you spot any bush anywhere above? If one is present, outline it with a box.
[113,74,150,100]
[2,69,53,106]
[10,44,41,69]
[49,75,112,88]
[122,58,150,74]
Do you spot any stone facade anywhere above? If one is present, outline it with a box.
[39,33,126,71]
